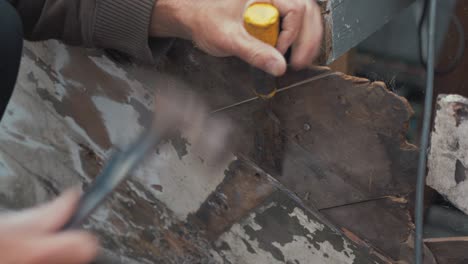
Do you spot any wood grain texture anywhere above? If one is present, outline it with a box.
[2,38,419,262]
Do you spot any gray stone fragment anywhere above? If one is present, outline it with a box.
[427,94,468,214]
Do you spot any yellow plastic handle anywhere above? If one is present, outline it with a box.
[243,3,280,99]
[244,3,280,46]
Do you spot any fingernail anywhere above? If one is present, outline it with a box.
[266,60,283,76]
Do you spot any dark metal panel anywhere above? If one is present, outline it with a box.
[321,0,416,64]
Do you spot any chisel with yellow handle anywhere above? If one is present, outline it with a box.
[243,3,280,99]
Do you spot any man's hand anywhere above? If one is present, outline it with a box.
[150,0,323,76]
[0,190,99,264]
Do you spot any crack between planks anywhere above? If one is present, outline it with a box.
[318,195,409,211]
[210,71,339,114]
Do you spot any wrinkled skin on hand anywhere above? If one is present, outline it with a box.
[0,190,99,264]
[150,0,323,76]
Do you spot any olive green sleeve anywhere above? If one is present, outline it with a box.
[11,0,171,63]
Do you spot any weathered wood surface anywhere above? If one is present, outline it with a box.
[321,198,412,260]
[225,72,417,209]
[219,62,421,261]
[151,40,421,262]
[426,241,468,264]
[0,38,420,263]
[423,205,468,263]
[192,159,387,263]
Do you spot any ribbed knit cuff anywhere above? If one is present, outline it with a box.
[93,0,157,64]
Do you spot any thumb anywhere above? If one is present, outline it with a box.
[231,29,286,76]
[16,231,98,264]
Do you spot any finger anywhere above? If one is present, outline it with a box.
[290,1,323,69]
[272,0,305,54]
[231,28,286,76]
[19,231,99,264]
[0,188,81,234]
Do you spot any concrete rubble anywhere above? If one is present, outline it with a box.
[427,94,468,215]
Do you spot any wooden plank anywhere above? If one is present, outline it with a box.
[4,38,421,262]
[321,198,413,262]
[116,40,328,112]
[426,241,468,264]
[2,40,395,263]
[4,41,222,263]
[223,73,417,210]
[192,158,389,263]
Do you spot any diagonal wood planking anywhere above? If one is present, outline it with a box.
[212,62,421,261]
[222,71,417,209]
[0,38,420,262]
[3,41,223,263]
[191,158,390,263]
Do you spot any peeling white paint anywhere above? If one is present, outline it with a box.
[134,160,161,189]
[158,209,174,230]
[17,56,56,95]
[92,206,110,222]
[127,181,152,203]
[89,56,132,81]
[289,207,325,234]
[217,205,357,264]
[1,101,33,124]
[208,250,224,264]
[51,42,73,97]
[115,192,136,206]
[217,222,283,264]
[0,102,54,151]
[52,44,70,70]
[92,96,143,146]
[18,54,70,103]
[6,40,222,262]
[110,209,133,231]
[440,94,468,104]
[0,37,379,263]
[141,142,235,220]
[90,208,128,236]
[0,153,13,179]
[54,83,68,101]
[64,136,88,180]
[0,130,54,152]
[64,116,106,157]
[0,78,95,190]
[273,235,356,264]
[89,56,146,94]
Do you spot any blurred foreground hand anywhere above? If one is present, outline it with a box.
[0,190,98,264]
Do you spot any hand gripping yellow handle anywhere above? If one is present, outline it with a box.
[244,3,280,99]
[244,3,280,46]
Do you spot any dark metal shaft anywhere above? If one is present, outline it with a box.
[61,128,160,230]
[415,0,437,262]
[250,66,277,99]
